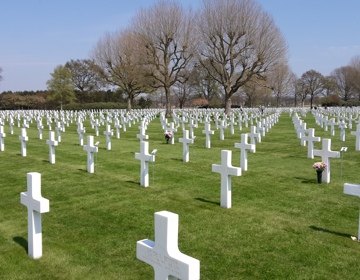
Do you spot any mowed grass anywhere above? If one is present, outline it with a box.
[0,109,360,280]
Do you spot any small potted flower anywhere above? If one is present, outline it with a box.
[313,161,327,183]
[164,131,172,144]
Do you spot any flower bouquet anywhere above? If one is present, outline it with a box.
[313,161,327,183]
[313,161,327,172]
[164,132,172,144]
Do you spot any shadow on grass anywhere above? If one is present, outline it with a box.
[309,226,352,238]
[170,158,183,162]
[126,180,140,185]
[13,236,28,253]
[77,168,88,173]
[294,176,316,184]
[195,197,219,206]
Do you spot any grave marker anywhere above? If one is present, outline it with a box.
[46,131,58,164]
[234,133,255,171]
[19,128,28,157]
[135,141,155,187]
[103,124,114,150]
[179,130,194,162]
[0,125,5,151]
[302,128,321,159]
[136,210,200,280]
[344,183,360,241]
[20,172,50,259]
[83,135,99,173]
[212,150,241,208]
[313,139,340,183]
[202,122,214,149]
[350,123,360,151]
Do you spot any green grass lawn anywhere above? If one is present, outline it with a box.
[1,109,360,279]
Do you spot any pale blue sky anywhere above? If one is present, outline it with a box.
[0,0,359,92]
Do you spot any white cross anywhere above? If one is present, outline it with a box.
[103,124,114,150]
[136,211,200,280]
[137,125,149,142]
[114,118,122,139]
[350,123,360,151]
[135,141,155,187]
[234,133,255,171]
[0,125,6,151]
[218,120,227,140]
[37,119,43,140]
[202,122,214,149]
[302,128,321,159]
[296,122,307,146]
[328,118,337,136]
[20,172,50,259]
[94,119,101,136]
[179,130,194,162]
[338,121,347,141]
[344,183,360,240]
[77,122,86,146]
[166,123,177,145]
[313,138,340,183]
[19,127,28,157]
[248,126,261,150]
[55,122,62,142]
[83,135,99,173]
[212,150,242,208]
[188,119,197,138]
[46,131,58,164]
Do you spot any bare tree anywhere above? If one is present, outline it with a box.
[267,63,293,107]
[242,76,271,107]
[300,70,324,108]
[92,29,151,112]
[322,75,337,97]
[350,55,360,100]
[131,0,197,117]
[196,0,288,114]
[294,78,307,107]
[331,66,356,101]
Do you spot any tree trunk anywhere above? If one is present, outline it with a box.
[224,93,232,115]
[127,97,132,112]
[165,87,172,118]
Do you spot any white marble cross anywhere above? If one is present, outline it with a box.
[188,119,197,139]
[46,131,58,164]
[202,122,214,149]
[103,124,114,150]
[212,150,242,208]
[77,122,86,146]
[218,120,227,140]
[94,119,101,136]
[234,133,255,171]
[36,119,43,140]
[338,121,347,142]
[166,123,177,145]
[83,135,99,173]
[248,126,261,149]
[19,127,28,157]
[350,123,360,151]
[114,118,122,139]
[20,172,50,259]
[55,122,62,142]
[179,130,194,162]
[0,125,6,151]
[343,183,360,240]
[302,128,321,159]
[135,141,155,187]
[313,139,340,183]
[137,125,149,142]
[136,211,200,280]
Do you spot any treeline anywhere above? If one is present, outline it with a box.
[0,90,153,110]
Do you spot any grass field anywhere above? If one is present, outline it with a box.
[1,109,360,279]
